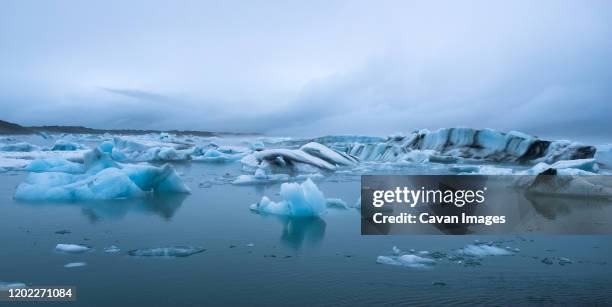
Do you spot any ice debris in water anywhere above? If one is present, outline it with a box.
[104,245,121,253]
[457,244,513,257]
[0,281,26,290]
[55,244,91,254]
[64,262,87,268]
[127,246,206,257]
[376,254,436,269]
[14,147,190,201]
[377,246,436,268]
[326,198,349,209]
[250,178,327,217]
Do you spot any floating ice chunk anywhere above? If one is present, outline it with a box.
[559,257,573,265]
[392,246,401,255]
[457,244,513,257]
[250,178,327,217]
[55,244,91,254]
[104,245,120,253]
[25,157,85,174]
[376,254,436,268]
[255,149,336,171]
[83,147,119,173]
[0,281,26,290]
[16,168,146,201]
[122,164,191,194]
[246,243,255,247]
[64,262,87,268]
[550,159,599,173]
[300,142,358,166]
[51,140,83,151]
[0,142,39,152]
[127,246,206,257]
[595,144,612,168]
[191,149,245,163]
[326,198,349,209]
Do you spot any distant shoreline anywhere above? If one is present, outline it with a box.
[0,119,258,137]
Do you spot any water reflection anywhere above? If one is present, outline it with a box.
[253,213,327,249]
[16,193,187,222]
[279,216,326,249]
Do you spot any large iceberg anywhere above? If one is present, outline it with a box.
[337,128,595,164]
[250,178,327,217]
[14,147,190,201]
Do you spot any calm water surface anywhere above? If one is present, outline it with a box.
[1,162,611,306]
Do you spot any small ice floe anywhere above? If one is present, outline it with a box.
[326,198,349,209]
[198,181,213,188]
[250,178,327,217]
[127,246,206,258]
[376,254,436,269]
[64,262,87,268]
[104,245,120,253]
[55,244,91,254]
[246,243,255,247]
[377,246,436,269]
[457,244,513,257]
[559,257,573,265]
[0,281,26,290]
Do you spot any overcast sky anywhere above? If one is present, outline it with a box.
[1,0,611,139]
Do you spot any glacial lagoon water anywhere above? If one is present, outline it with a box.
[1,135,612,305]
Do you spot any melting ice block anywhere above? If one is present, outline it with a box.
[250,178,327,217]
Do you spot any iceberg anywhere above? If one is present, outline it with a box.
[14,147,190,201]
[336,128,595,164]
[55,244,92,254]
[127,246,206,257]
[250,178,327,217]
